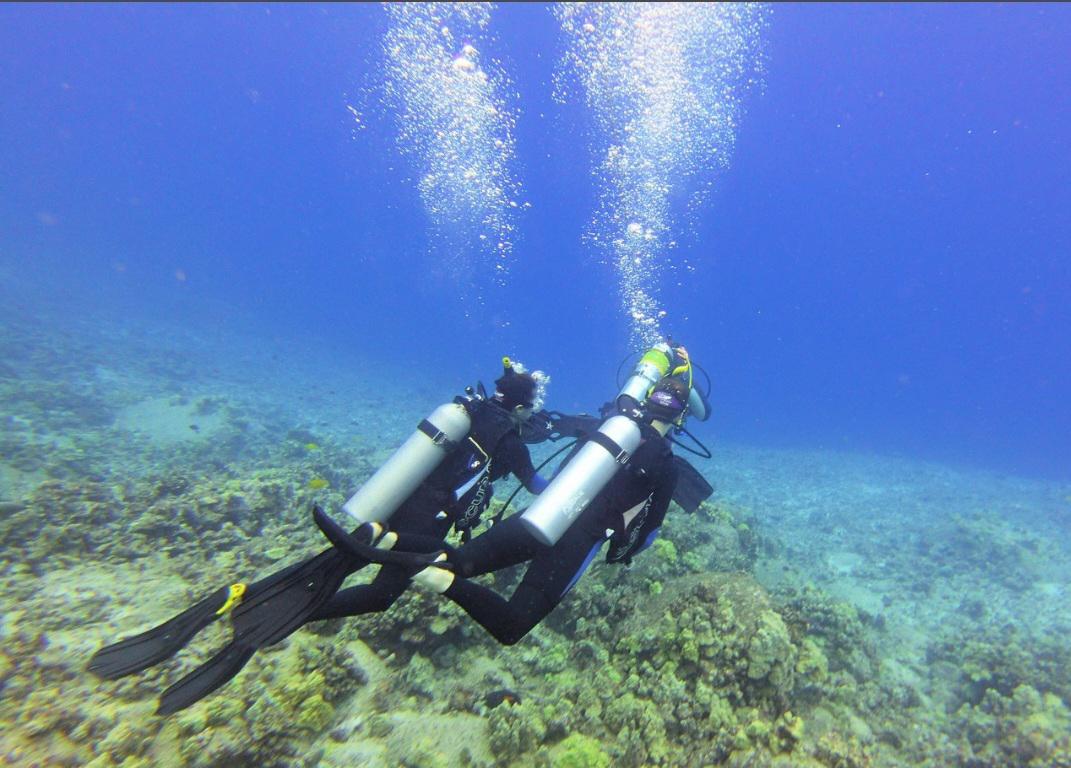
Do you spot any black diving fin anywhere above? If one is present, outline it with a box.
[312,505,444,573]
[89,506,374,714]
[157,643,256,716]
[670,455,714,513]
[154,544,363,715]
[88,584,238,680]
[157,511,423,715]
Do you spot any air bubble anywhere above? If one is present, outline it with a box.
[382,4,522,298]
[554,4,768,346]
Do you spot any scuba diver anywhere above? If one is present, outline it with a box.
[318,341,714,646]
[88,358,555,715]
[308,359,551,621]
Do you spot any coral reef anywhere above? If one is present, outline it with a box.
[3,310,1070,768]
[950,685,1071,767]
[928,620,1071,710]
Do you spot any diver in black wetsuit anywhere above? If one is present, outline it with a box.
[309,363,550,621]
[88,358,553,714]
[409,375,690,645]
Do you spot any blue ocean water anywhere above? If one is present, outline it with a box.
[2,3,1068,480]
[3,6,1071,767]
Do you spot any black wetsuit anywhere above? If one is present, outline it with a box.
[440,425,679,645]
[312,405,542,621]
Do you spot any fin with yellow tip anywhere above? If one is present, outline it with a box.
[89,585,236,680]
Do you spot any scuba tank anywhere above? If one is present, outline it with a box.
[688,386,710,422]
[620,340,710,422]
[342,401,472,524]
[342,357,541,527]
[521,340,692,546]
[520,412,643,546]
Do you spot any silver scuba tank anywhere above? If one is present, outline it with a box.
[520,412,645,546]
[622,341,709,421]
[342,402,472,524]
[521,340,707,546]
[520,342,683,546]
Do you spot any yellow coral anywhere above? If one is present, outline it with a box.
[548,732,612,768]
[296,694,334,732]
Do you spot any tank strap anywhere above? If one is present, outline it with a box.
[588,431,632,465]
[448,399,518,539]
[418,419,459,450]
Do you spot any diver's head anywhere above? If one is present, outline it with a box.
[644,376,690,431]
[494,357,550,422]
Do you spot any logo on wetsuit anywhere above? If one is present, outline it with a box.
[454,459,492,532]
[608,492,654,562]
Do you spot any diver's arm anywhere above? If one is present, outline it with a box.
[499,433,549,494]
[623,464,678,560]
[606,448,679,565]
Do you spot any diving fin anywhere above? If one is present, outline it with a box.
[157,643,256,716]
[88,585,234,680]
[149,509,373,715]
[313,504,386,561]
[671,455,714,513]
[313,505,444,573]
[90,506,375,717]
[88,549,354,684]
[228,547,357,648]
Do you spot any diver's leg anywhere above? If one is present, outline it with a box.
[392,531,455,554]
[310,563,411,619]
[443,579,553,645]
[309,514,451,621]
[451,512,545,578]
[443,525,606,645]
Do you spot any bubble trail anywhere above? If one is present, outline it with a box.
[555,3,768,347]
[382,3,524,301]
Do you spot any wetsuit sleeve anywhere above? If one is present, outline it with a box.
[528,473,550,494]
[606,443,679,565]
[494,433,546,493]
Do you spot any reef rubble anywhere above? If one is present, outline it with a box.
[2,313,1070,767]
